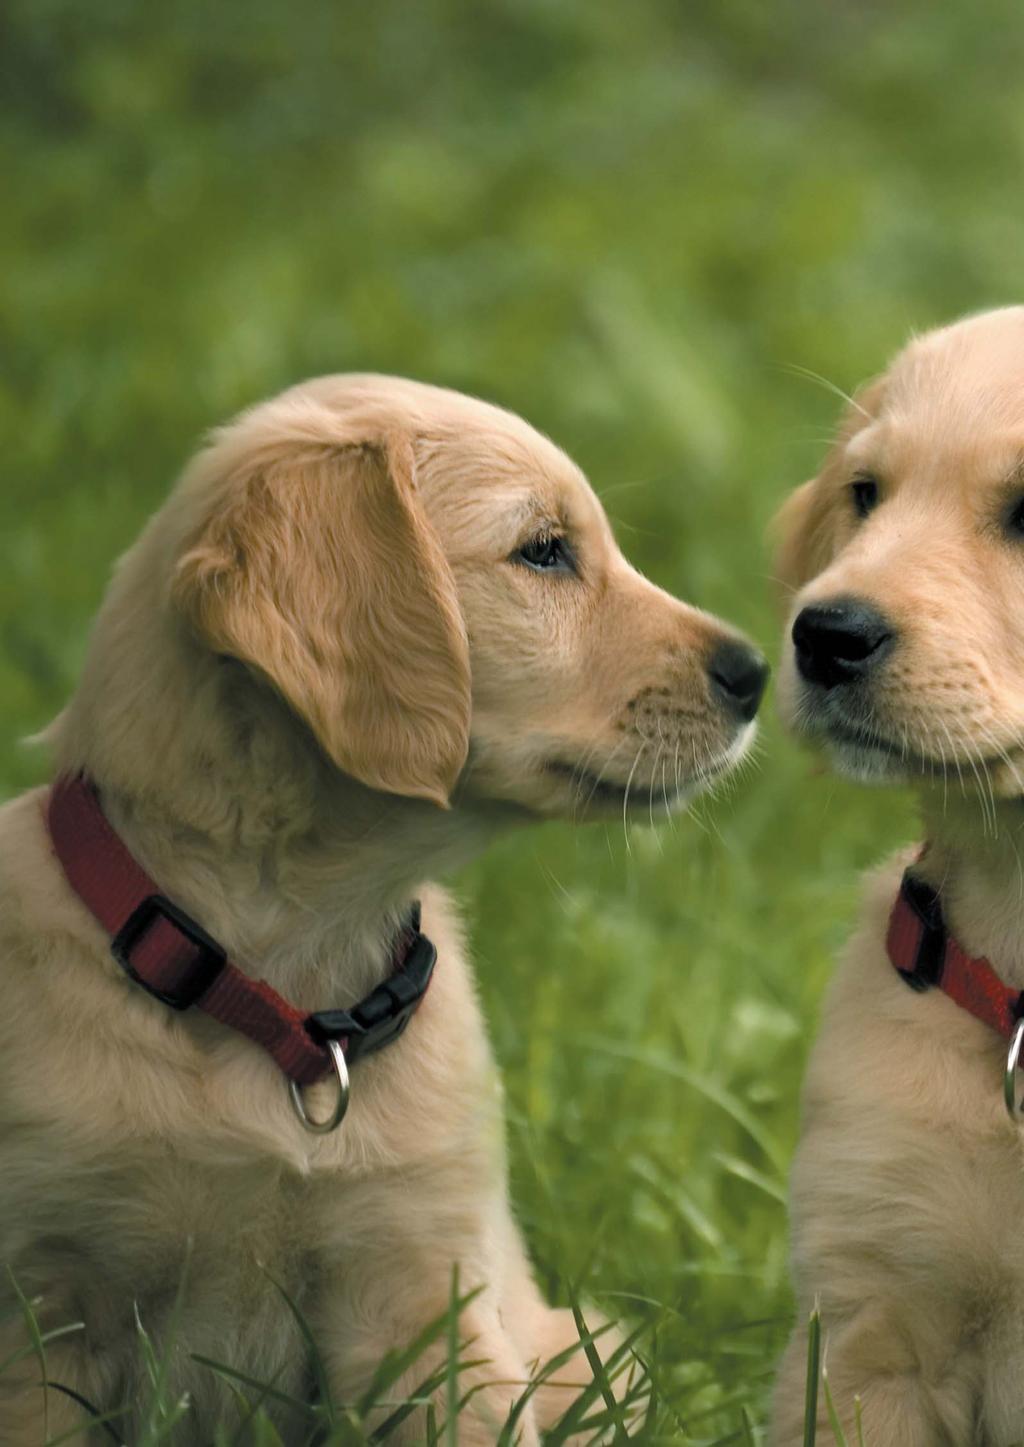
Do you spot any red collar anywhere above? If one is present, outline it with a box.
[45,774,436,1088]
[887,861,1023,1040]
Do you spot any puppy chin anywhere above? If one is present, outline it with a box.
[781,670,905,785]
[823,737,907,785]
[467,718,758,822]
[632,720,760,816]
[991,754,1024,798]
[533,734,756,819]
[722,719,758,772]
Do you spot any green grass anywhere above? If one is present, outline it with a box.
[4,0,1024,1438]
[3,1267,654,1443]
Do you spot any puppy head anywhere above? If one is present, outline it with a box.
[172,376,767,818]
[776,306,1024,795]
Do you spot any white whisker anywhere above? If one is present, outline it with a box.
[621,743,647,854]
[780,362,873,419]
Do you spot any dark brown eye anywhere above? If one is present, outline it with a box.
[1007,496,1024,537]
[851,475,880,519]
[513,534,576,574]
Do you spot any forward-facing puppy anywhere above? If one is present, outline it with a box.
[0,375,767,1444]
[772,308,1024,1446]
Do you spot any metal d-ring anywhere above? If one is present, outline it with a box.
[1005,1019,1024,1122]
[289,1040,350,1135]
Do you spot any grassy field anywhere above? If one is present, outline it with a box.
[4,1,1024,1439]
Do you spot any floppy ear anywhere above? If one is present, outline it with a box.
[172,406,471,807]
[772,375,887,597]
[772,477,834,596]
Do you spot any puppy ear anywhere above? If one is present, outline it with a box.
[771,478,833,596]
[772,375,886,597]
[172,405,471,807]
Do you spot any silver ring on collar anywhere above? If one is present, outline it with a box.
[289,1040,350,1134]
[1004,1019,1024,1122]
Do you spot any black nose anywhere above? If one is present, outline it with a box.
[792,598,894,689]
[708,639,770,723]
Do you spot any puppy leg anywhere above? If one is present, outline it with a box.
[517,1305,637,1439]
[499,1252,636,1435]
[312,1271,541,1446]
[771,1307,977,1447]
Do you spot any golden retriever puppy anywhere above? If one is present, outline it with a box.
[772,307,1024,1446]
[0,375,767,1444]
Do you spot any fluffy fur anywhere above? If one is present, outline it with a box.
[0,375,759,1443]
[772,308,1024,1445]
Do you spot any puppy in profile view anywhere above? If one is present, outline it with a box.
[773,308,1024,1446]
[0,374,767,1444]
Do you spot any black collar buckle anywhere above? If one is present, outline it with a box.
[111,893,227,1010]
[305,930,437,1066]
[898,870,947,992]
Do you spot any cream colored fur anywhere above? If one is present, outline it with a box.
[772,308,1024,1445]
[0,375,758,1443]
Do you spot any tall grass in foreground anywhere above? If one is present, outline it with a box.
[5,1269,872,1447]
[2,1265,647,1445]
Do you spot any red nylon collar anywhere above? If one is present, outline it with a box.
[887,860,1024,1040]
[45,774,434,1087]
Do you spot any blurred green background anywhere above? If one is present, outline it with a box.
[3,1,1021,1438]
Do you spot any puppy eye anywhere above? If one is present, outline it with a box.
[1007,496,1024,537]
[513,534,575,573]
[850,475,880,519]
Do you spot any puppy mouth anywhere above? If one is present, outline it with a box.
[806,711,1017,782]
[815,718,926,780]
[543,725,755,814]
[543,758,688,809]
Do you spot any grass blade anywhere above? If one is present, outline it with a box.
[356,1284,485,1418]
[569,1299,631,1443]
[803,1307,821,1447]
[7,1267,49,1439]
[740,1404,759,1445]
[191,1354,317,1417]
[822,1366,847,1447]
[261,1267,335,1425]
[445,1268,459,1447]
